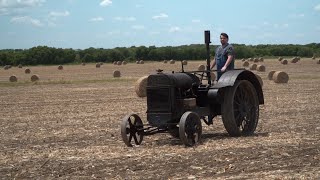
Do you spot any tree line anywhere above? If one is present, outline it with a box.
[1,43,319,66]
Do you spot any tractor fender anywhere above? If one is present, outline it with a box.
[209,69,264,104]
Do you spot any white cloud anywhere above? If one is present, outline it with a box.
[152,13,168,19]
[114,16,136,21]
[100,0,112,7]
[0,0,45,8]
[89,17,104,22]
[192,19,200,23]
[132,25,145,30]
[169,26,180,33]
[10,16,43,27]
[49,11,70,17]
[314,4,320,11]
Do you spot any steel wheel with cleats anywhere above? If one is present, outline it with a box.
[222,80,259,136]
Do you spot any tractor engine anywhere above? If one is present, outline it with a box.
[146,72,200,127]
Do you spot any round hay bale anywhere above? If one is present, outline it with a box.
[255,74,263,87]
[122,61,127,65]
[254,58,259,63]
[113,70,121,77]
[291,57,299,63]
[249,58,254,61]
[31,74,39,82]
[273,71,289,83]
[136,60,140,64]
[25,68,31,74]
[312,56,315,60]
[198,64,205,71]
[249,63,257,70]
[169,60,175,64]
[163,60,168,63]
[18,64,23,68]
[117,61,122,65]
[281,59,288,65]
[210,72,216,81]
[113,61,117,65]
[139,60,144,64]
[9,75,17,82]
[241,58,246,62]
[81,63,86,66]
[259,57,264,62]
[268,70,276,80]
[4,65,9,70]
[278,57,283,61]
[256,64,266,72]
[243,61,249,67]
[58,65,63,70]
[135,75,148,97]
[182,60,188,65]
[317,59,320,64]
[100,62,103,65]
[96,63,101,68]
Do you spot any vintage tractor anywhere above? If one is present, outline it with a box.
[120,31,264,147]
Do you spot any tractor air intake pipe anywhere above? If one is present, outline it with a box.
[204,30,211,85]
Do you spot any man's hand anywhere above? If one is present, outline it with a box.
[221,66,227,72]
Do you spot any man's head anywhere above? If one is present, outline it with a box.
[220,33,229,45]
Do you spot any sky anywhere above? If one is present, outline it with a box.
[0,0,320,49]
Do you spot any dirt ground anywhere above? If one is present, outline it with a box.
[0,59,319,179]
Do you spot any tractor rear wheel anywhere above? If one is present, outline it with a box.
[222,80,259,136]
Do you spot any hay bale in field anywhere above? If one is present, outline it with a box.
[312,56,315,59]
[9,75,17,82]
[58,65,63,70]
[31,74,39,82]
[4,65,10,70]
[169,60,175,64]
[243,61,249,67]
[136,60,140,64]
[255,74,263,87]
[182,60,188,65]
[268,70,276,80]
[249,63,257,70]
[18,64,23,68]
[135,75,148,97]
[291,57,299,63]
[281,59,288,65]
[210,72,216,81]
[163,60,168,63]
[249,58,254,61]
[81,63,86,66]
[259,57,264,62]
[317,59,320,64]
[113,70,121,77]
[113,61,117,65]
[139,60,144,64]
[25,68,31,74]
[117,61,122,65]
[198,64,205,71]
[122,61,127,65]
[96,63,101,68]
[256,64,266,72]
[278,57,283,61]
[273,71,289,83]
[100,62,103,65]
[254,58,259,63]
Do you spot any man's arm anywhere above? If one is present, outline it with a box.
[221,55,233,72]
[210,58,216,69]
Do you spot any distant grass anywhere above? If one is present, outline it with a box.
[0,77,138,87]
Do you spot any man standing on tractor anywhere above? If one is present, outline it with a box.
[211,33,235,80]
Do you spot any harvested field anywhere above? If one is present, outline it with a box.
[0,59,319,179]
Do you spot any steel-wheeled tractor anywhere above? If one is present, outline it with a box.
[121,31,264,147]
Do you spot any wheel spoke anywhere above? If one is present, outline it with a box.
[133,133,139,144]
[128,133,133,142]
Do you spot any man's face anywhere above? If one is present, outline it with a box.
[220,35,228,45]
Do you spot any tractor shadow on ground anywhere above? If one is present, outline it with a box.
[154,132,269,147]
